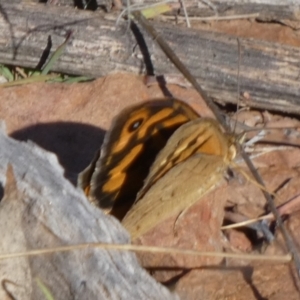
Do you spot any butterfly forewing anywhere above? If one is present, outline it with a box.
[78,98,199,220]
[136,118,235,200]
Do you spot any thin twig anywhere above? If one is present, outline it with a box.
[132,10,300,277]
[162,13,259,22]
[132,11,227,130]
[179,0,191,28]
[239,146,300,275]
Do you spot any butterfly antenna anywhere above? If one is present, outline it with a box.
[233,38,242,135]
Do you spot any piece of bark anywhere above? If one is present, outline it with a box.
[32,0,300,25]
[0,128,177,300]
[0,2,300,114]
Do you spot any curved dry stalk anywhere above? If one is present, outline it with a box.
[223,192,300,230]
[0,242,291,263]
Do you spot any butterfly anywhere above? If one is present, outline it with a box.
[78,98,236,238]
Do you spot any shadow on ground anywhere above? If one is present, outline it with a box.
[11,122,105,185]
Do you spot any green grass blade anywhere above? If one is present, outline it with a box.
[140,3,173,19]
[35,278,55,300]
[0,64,14,82]
[41,31,73,75]
[0,74,59,87]
[62,76,94,83]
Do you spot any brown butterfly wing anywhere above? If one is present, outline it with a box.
[77,149,100,197]
[78,98,199,220]
[122,118,236,239]
[122,154,228,240]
